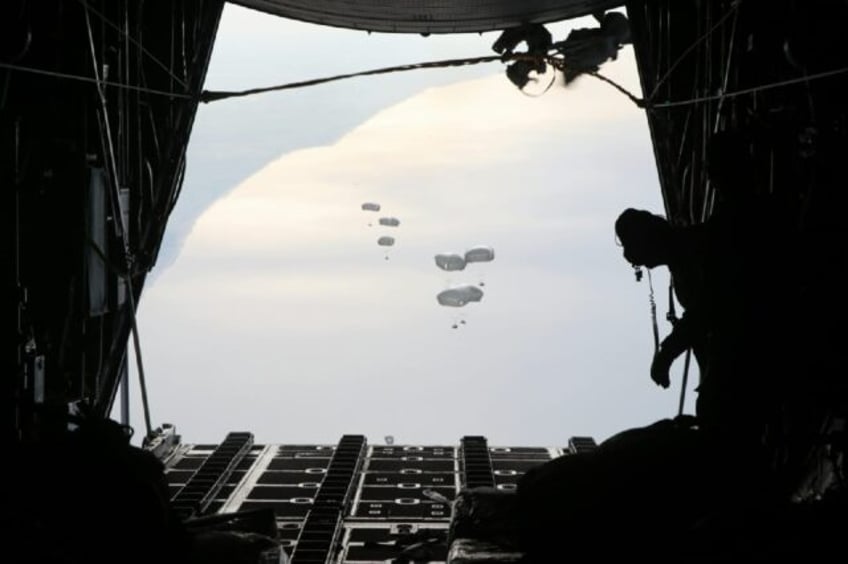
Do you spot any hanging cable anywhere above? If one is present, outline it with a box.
[84,4,153,439]
[200,55,503,102]
[85,234,151,436]
[712,4,741,133]
[125,280,152,439]
[73,0,190,89]
[700,2,742,222]
[8,47,844,112]
[0,61,192,99]
[651,65,848,109]
[649,0,742,100]
[586,70,646,107]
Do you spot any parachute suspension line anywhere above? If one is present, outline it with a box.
[647,269,659,353]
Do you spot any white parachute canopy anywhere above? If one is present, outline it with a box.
[379,217,400,227]
[361,202,381,212]
[377,236,395,247]
[434,253,466,272]
[463,246,495,287]
[437,285,484,307]
[465,246,495,263]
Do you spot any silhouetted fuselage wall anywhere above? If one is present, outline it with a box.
[4,0,224,439]
[626,0,848,228]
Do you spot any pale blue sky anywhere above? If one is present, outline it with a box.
[120,4,697,447]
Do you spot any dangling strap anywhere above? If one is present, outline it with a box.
[667,277,679,325]
[648,269,659,353]
[678,348,692,416]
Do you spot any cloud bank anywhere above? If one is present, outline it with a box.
[130,49,692,447]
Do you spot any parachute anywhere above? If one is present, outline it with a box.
[464,246,495,263]
[437,285,484,307]
[361,202,381,212]
[377,235,396,260]
[379,217,400,227]
[435,253,466,272]
[435,255,472,326]
[463,246,495,286]
[435,248,492,327]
